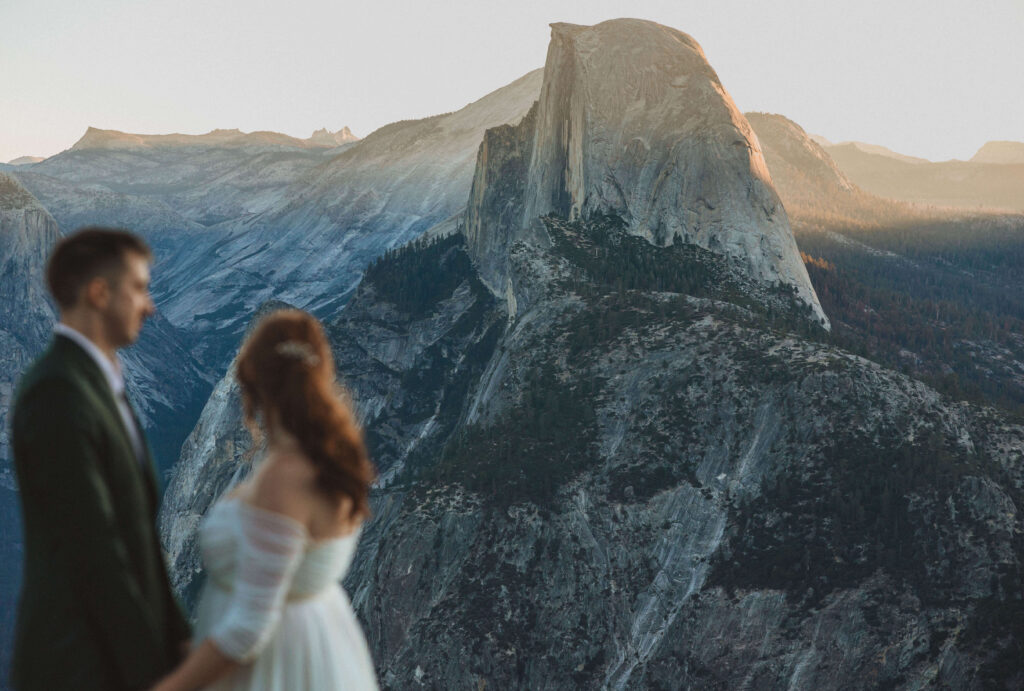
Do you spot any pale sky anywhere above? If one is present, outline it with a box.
[2,0,1021,163]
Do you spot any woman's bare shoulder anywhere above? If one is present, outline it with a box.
[248,449,318,523]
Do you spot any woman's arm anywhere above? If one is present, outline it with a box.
[150,457,314,691]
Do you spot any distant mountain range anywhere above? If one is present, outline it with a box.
[4,157,44,166]
[70,125,359,151]
[971,140,1024,164]
[823,143,1024,212]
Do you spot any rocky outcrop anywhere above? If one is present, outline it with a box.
[466,20,827,326]
[308,127,359,147]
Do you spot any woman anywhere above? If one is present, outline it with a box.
[153,309,378,690]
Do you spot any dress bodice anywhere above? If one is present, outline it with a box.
[200,496,359,600]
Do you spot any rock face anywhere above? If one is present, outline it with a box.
[0,173,59,465]
[466,20,826,326]
[331,223,1023,690]
[159,19,1024,690]
[164,223,1024,690]
[159,244,507,602]
[158,303,294,605]
[0,173,58,680]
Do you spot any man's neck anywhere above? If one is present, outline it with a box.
[58,313,118,364]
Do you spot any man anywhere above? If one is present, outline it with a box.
[10,228,190,690]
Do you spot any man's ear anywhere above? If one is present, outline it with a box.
[83,275,111,309]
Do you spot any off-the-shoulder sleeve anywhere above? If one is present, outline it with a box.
[210,503,309,662]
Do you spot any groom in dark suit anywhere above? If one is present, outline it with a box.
[10,228,190,690]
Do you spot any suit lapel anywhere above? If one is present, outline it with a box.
[52,336,157,509]
[123,393,161,506]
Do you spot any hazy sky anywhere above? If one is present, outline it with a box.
[2,0,1021,163]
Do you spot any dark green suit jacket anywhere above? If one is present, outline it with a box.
[10,335,190,691]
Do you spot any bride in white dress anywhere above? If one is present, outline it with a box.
[153,309,379,691]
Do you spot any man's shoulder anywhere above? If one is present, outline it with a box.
[13,344,98,420]
[19,337,100,385]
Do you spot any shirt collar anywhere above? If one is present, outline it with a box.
[53,323,125,396]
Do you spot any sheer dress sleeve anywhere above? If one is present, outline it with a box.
[210,503,309,662]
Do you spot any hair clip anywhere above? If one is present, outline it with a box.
[274,340,320,366]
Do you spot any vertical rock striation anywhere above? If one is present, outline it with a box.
[465,19,828,327]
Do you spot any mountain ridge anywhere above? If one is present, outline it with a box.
[971,140,1024,165]
[70,125,360,151]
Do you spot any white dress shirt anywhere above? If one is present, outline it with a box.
[54,323,147,465]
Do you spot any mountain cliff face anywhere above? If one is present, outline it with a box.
[0,173,59,467]
[164,227,1024,689]
[465,21,826,327]
[159,18,1024,690]
[333,230,1023,689]
[0,173,58,681]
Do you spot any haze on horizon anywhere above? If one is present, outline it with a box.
[2,0,1021,164]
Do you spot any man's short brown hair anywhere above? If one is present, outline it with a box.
[46,227,153,309]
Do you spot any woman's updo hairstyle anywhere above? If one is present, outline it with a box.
[236,309,374,519]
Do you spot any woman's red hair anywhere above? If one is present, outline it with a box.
[236,309,374,520]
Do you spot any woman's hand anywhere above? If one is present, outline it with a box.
[146,639,238,691]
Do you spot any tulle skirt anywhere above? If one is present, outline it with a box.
[193,582,379,690]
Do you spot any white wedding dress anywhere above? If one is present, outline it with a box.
[193,496,379,690]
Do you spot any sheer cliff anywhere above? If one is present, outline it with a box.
[465,20,827,327]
